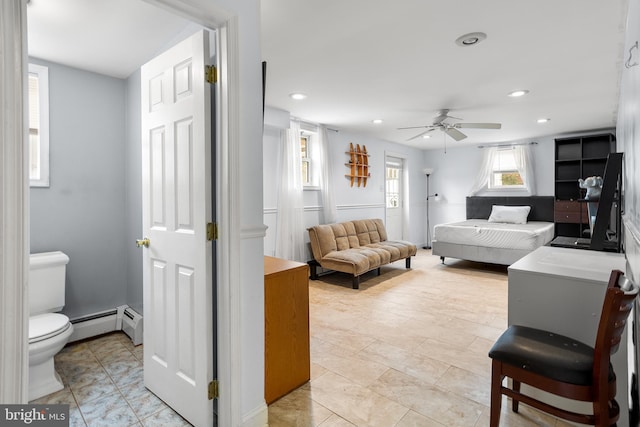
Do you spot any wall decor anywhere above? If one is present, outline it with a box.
[345,142,370,187]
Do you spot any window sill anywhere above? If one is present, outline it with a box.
[303,186,321,192]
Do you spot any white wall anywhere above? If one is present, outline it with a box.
[263,109,428,256]
[424,130,615,243]
[265,110,619,255]
[616,0,640,284]
[424,136,554,232]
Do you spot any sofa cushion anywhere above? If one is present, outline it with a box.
[366,243,401,261]
[321,248,380,276]
[307,219,416,279]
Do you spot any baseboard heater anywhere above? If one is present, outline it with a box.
[68,305,143,345]
[121,306,143,345]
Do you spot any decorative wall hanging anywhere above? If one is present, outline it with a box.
[345,142,370,187]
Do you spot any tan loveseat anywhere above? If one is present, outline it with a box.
[307,218,417,289]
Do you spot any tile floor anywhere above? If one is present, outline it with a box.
[268,249,573,427]
[36,249,571,426]
[32,332,190,427]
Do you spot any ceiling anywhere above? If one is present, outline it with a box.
[261,0,629,148]
[27,0,629,149]
[27,0,193,79]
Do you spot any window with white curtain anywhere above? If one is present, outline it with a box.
[299,123,320,189]
[489,147,524,189]
[469,144,536,196]
[28,63,50,187]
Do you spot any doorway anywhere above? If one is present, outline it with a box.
[21,1,235,425]
[385,156,405,240]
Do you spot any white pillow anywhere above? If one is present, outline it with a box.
[487,205,531,224]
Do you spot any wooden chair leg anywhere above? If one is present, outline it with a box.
[512,380,520,413]
[593,398,617,427]
[490,360,503,427]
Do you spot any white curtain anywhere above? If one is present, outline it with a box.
[275,121,306,262]
[318,125,337,224]
[469,145,536,195]
[468,147,497,195]
[513,145,536,195]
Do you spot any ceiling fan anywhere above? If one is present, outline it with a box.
[398,109,502,141]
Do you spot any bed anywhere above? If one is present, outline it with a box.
[432,196,555,266]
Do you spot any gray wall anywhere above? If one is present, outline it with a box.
[125,70,143,314]
[29,58,128,319]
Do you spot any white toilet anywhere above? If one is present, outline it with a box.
[28,251,74,401]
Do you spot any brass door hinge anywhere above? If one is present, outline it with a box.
[206,222,218,241]
[205,65,217,84]
[208,380,219,400]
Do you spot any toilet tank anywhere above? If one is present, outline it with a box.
[29,251,70,316]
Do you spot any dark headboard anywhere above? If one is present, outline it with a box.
[466,196,555,222]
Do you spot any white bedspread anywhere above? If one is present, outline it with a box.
[433,220,555,251]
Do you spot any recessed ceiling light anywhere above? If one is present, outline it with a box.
[455,32,487,47]
[372,119,383,124]
[422,134,431,139]
[289,93,307,100]
[537,118,550,123]
[508,90,529,97]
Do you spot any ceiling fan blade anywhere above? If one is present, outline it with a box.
[397,125,436,130]
[445,127,467,141]
[407,129,436,141]
[455,122,502,129]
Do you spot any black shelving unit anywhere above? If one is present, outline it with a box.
[554,133,616,237]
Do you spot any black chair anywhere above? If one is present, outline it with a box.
[488,269,637,426]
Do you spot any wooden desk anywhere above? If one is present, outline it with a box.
[264,256,310,404]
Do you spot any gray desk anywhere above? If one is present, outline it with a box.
[508,246,628,426]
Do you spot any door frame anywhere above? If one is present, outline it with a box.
[384,151,410,240]
[144,2,241,425]
[1,0,242,424]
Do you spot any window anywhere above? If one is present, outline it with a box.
[489,148,524,189]
[299,126,319,188]
[28,63,50,187]
[300,134,311,185]
[385,162,401,208]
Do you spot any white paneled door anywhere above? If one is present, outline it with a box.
[385,156,404,241]
[140,30,214,427]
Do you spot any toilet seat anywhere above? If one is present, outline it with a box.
[29,313,71,344]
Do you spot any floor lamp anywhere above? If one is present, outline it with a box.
[423,168,438,249]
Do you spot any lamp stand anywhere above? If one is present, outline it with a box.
[423,173,432,249]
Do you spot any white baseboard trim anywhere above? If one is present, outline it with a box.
[241,402,268,427]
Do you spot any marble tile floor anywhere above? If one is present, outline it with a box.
[34,249,573,426]
[32,331,191,427]
[268,249,574,427]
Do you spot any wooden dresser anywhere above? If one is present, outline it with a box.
[553,200,588,224]
[264,256,310,404]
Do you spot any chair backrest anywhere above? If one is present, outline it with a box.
[593,270,638,387]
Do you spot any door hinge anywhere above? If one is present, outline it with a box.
[205,65,217,84]
[206,222,218,241]
[208,380,219,400]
